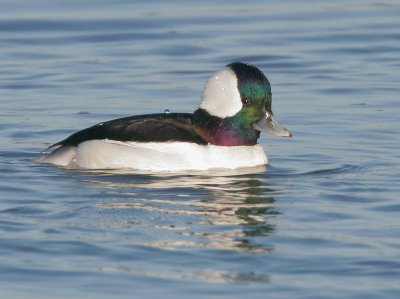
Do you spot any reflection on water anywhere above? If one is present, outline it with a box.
[101,265,270,284]
[3,0,399,296]
[84,171,281,254]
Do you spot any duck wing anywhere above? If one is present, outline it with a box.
[52,113,207,147]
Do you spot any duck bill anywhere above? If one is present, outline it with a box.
[253,112,292,137]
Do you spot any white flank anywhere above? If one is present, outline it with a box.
[39,140,268,171]
[199,67,243,118]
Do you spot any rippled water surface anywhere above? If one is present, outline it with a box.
[1,1,400,298]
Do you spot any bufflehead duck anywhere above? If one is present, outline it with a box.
[40,62,292,171]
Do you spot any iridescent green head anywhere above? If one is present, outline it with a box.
[194,62,291,146]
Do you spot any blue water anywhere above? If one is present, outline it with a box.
[1,1,400,298]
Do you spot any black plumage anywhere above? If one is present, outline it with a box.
[52,113,207,147]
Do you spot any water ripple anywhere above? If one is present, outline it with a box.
[1,1,399,298]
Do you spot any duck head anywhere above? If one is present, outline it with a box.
[193,62,292,146]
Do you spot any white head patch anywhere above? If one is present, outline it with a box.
[199,67,243,118]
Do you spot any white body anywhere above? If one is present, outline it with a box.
[40,140,268,171]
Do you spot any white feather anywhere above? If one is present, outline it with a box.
[40,140,268,171]
[39,146,77,167]
[199,67,242,118]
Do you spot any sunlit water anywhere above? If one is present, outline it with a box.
[1,1,400,298]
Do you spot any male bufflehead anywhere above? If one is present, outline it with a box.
[41,62,292,171]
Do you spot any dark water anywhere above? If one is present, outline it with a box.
[1,1,400,298]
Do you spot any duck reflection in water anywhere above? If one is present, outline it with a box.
[81,168,283,254]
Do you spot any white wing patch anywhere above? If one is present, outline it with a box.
[199,67,243,118]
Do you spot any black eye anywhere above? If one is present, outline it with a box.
[242,97,251,105]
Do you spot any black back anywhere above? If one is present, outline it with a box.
[53,113,207,147]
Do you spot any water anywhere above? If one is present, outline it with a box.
[1,0,399,298]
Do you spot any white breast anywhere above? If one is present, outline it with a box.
[39,140,268,171]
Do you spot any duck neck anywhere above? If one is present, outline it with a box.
[193,109,260,146]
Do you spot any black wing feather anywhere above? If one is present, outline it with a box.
[53,113,207,147]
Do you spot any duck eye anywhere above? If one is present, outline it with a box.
[242,97,251,105]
